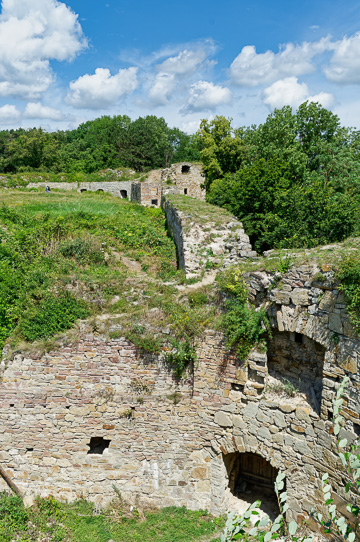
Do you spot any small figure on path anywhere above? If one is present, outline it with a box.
[45,186,51,193]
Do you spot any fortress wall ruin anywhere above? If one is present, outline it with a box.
[0,263,359,522]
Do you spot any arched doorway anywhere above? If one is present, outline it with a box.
[224,452,280,520]
[120,190,127,199]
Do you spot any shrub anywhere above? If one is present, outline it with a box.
[217,267,270,360]
[165,339,197,379]
[20,292,89,342]
[59,238,106,265]
[336,255,360,335]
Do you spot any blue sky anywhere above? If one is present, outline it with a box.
[1,0,360,132]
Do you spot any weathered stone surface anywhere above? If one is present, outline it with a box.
[214,411,233,427]
[291,289,310,306]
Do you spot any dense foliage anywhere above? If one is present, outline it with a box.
[0,115,200,173]
[198,103,360,252]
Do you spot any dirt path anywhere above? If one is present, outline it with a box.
[176,270,218,292]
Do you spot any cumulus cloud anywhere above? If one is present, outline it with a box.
[65,67,138,109]
[0,104,20,123]
[324,33,360,84]
[157,48,210,75]
[24,102,62,120]
[183,81,232,113]
[0,0,86,99]
[148,73,176,105]
[230,38,332,87]
[263,77,334,110]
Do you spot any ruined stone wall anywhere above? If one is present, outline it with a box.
[131,181,162,207]
[27,181,134,200]
[163,197,256,277]
[1,264,359,522]
[161,163,206,201]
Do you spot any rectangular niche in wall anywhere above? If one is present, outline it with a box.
[267,329,325,413]
[87,437,111,455]
[181,165,190,174]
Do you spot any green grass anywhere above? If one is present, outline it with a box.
[0,492,224,542]
[165,194,239,228]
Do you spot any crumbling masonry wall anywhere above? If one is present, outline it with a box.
[0,263,359,522]
[163,198,256,277]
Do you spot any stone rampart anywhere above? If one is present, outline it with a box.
[163,196,256,277]
[0,264,359,523]
[27,181,133,200]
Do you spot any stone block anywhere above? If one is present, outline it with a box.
[291,289,309,306]
[329,313,343,334]
[272,290,291,305]
[214,411,232,427]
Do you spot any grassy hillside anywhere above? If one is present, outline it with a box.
[0,189,220,366]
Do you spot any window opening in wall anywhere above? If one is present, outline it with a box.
[294,332,303,344]
[354,423,360,437]
[224,452,280,520]
[151,199,158,206]
[267,330,325,414]
[184,188,188,195]
[96,189,104,193]
[80,189,87,193]
[26,448,33,453]
[181,165,190,174]
[120,190,127,199]
[87,437,111,455]
[10,404,14,407]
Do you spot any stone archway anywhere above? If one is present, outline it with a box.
[209,437,283,519]
[223,452,280,519]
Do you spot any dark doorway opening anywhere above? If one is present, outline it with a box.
[181,165,190,174]
[224,452,280,520]
[80,189,87,193]
[151,199,158,206]
[87,437,111,455]
[96,189,104,193]
[267,330,325,413]
[184,188,188,195]
[120,190,127,199]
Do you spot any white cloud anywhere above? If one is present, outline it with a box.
[148,73,176,105]
[307,91,335,109]
[65,67,138,109]
[24,102,62,120]
[230,38,332,87]
[263,77,334,110]
[0,104,20,123]
[0,0,86,99]
[183,81,232,113]
[157,48,210,75]
[324,33,360,84]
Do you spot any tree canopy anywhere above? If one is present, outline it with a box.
[0,115,200,174]
[197,103,360,252]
